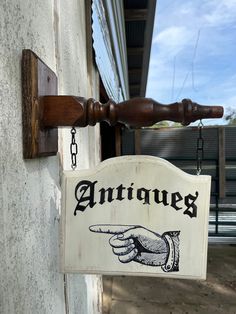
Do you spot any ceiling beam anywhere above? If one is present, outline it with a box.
[127,47,144,55]
[128,68,142,75]
[125,9,148,21]
[129,84,141,90]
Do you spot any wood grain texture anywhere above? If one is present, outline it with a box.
[22,50,223,159]
[42,96,223,128]
[22,49,58,158]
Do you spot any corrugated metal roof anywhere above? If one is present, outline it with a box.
[225,127,236,158]
[140,127,219,160]
[92,0,121,102]
[92,0,156,101]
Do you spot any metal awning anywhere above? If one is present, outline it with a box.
[92,0,156,102]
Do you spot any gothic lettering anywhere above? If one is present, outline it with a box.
[116,184,125,201]
[137,188,151,204]
[127,183,134,200]
[153,189,169,206]
[73,180,199,218]
[99,187,114,204]
[74,180,97,215]
[171,192,183,211]
[184,192,199,218]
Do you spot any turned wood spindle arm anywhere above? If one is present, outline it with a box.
[42,96,223,128]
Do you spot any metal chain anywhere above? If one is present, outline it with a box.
[196,120,204,175]
[70,127,78,170]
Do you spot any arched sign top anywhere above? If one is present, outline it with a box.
[74,155,209,181]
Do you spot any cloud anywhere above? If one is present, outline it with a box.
[152,26,193,56]
[203,0,236,27]
[146,0,236,121]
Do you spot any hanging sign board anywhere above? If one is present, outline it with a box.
[60,156,211,279]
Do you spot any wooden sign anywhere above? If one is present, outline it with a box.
[60,156,211,279]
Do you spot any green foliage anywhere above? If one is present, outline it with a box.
[149,121,170,128]
[149,121,182,129]
[225,108,236,125]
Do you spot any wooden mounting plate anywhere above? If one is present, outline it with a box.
[22,49,58,158]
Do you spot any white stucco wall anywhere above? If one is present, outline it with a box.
[0,0,102,313]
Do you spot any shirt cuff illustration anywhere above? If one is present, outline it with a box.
[161,231,180,272]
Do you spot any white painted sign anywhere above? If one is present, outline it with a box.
[60,156,211,279]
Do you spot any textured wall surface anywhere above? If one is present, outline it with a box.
[0,0,102,313]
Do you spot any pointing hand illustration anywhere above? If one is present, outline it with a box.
[89,224,169,266]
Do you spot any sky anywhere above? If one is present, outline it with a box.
[146,0,236,125]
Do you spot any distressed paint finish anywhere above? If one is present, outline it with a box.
[61,156,211,280]
[57,2,102,311]
[0,0,102,313]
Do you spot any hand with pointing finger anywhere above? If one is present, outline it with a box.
[89,224,180,272]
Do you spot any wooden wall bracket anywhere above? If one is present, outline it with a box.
[22,50,224,159]
[22,49,58,158]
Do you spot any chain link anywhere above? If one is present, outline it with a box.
[70,127,78,170]
[196,120,204,175]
